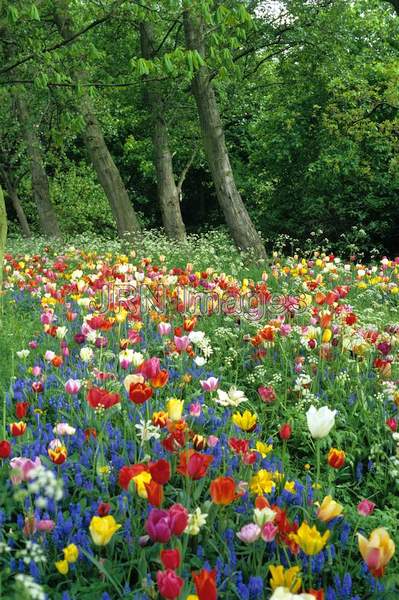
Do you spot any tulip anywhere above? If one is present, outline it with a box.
[317,496,343,523]
[306,405,336,439]
[357,499,376,516]
[0,440,11,459]
[157,569,184,600]
[261,522,278,542]
[53,422,76,436]
[200,377,219,392]
[129,382,152,405]
[167,398,184,421]
[192,568,217,600]
[149,459,171,485]
[15,402,29,419]
[145,509,172,543]
[236,523,261,543]
[269,565,302,593]
[279,423,292,440]
[55,559,69,575]
[232,410,257,432]
[174,335,190,352]
[289,522,330,555]
[177,450,213,480]
[270,589,315,600]
[140,357,161,379]
[10,456,41,485]
[210,476,237,505]
[48,441,68,465]
[151,369,169,388]
[160,548,181,570]
[158,322,172,336]
[258,385,276,403]
[169,503,189,535]
[87,387,120,410]
[327,448,345,469]
[89,515,121,546]
[63,544,79,563]
[358,527,395,577]
[10,422,27,437]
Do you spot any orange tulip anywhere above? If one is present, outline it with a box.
[10,422,27,437]
[210,476,237,505]
[151,369,169,388]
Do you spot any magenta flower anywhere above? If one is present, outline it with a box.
[174,336,190,352]
[145,509,172,543]
[261,522,278,542]
[200,377,219,392]
[10,457,41,485]
[357,499,376,516]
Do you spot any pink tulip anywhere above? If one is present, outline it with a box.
[158,322,172,336]
[236,523,261,543]
[10,457,41,485]
[189,402,202,417]
[357,499,376,517]
[32,366,42,377]
[207,435,219,448]
[261,522,278,542]
[65,379,81,395]
[200,377,219,392]
[258,386,276,403]
[174,336,190,352]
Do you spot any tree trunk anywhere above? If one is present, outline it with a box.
[140,22,186,242]
[53,1,141,237]
[0,166,31,237]
[0,184,7,292]
[183,10,266,258]
[14,93,61,237]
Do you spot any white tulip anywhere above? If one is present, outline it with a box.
[306,405,336,439]
[270,588,315,600]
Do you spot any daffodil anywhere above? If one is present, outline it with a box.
[250,469,275,494]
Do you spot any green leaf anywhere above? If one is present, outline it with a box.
[30,4,40,21]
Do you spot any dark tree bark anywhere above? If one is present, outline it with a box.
[183,9,266,258]
[140,22,187,242]
[53,0,141,237]
[14,93,61,237]
[0,166,31,237]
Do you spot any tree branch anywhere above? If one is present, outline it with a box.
[177,147,197,198]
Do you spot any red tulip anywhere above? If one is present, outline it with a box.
[149,459,171,485]
[157,569,184,600]
[160,549,181,570]
[192,568,217,600]
[0,440,11,459]
[129,382,152,405]
[279,423,292,440]
[87,386,120,410]
[15,402,29,419]
[177,450,213,480]
[327,448,345,469]
[97,502,111,516]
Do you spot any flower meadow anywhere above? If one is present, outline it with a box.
[1,235,399,599]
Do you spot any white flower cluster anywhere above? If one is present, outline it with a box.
[16,541,46,565]
[27,465,63,508]
[0,541,11,554]
[14,574,46,600]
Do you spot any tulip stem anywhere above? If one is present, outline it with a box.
[316,440,321,495]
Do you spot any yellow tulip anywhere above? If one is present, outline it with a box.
[63,543,79,563]
[55,559,69,575]
[269,565,302,592]
[167,398,184,421]
[322,328,332,343]
[289,521,330,555]
[317,495,343,523]
[232,410,257,432]
[89,515,121,546]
